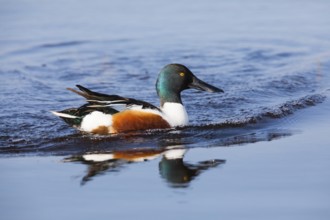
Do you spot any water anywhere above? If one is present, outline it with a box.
[1,0,330,219]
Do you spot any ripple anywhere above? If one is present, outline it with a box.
[39,41,89,48]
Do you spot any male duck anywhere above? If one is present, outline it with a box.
[52,64,223,134]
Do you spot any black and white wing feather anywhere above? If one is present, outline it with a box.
[68,85,161,112]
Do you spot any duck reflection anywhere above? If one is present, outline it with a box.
[159,147,225,188]
[65,145,225,187]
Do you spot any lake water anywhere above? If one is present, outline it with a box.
[1,0,330,219]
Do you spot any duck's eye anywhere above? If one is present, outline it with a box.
[179,72,185,77]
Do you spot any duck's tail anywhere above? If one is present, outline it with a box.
[51,108,83,127]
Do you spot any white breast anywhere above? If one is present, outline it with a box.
[161,102,189,127]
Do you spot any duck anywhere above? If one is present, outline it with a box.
[51,63,223,134]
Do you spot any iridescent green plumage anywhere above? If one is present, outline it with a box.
[156,64,223,106]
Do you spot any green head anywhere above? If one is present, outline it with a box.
[156,64,223,106]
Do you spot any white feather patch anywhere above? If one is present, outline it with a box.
[51,111,78,119]
[163,148,187,159]
[83,154,114,162]
[80,111,112,132]
[161,102,189,127]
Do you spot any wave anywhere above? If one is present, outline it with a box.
[0,93,325,157]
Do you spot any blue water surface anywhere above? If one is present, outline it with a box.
[1,0,330,219]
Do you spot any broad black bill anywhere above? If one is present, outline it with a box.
[189,76,224,93]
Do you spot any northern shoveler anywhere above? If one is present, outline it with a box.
[52,63,223,134]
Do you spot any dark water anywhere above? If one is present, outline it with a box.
[1,0,330,219]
